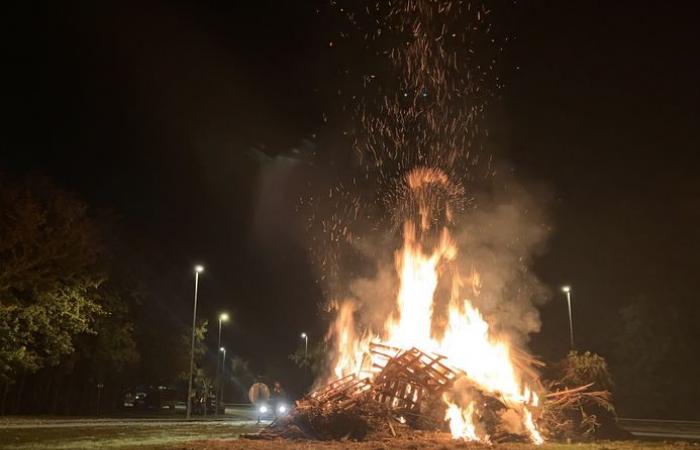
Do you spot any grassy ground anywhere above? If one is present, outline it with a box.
[1,423,696,450]
[0,422,259,450]
[175,438,696,450]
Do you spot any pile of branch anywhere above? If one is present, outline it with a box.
[255,345,455,440]
[253,344,545,442]
[249,344,630,444]
[540,383,626,440]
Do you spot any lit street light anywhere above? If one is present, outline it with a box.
[186,264,204,419]
[216,313,229,412]
[300,332,309,376]
[300,332,308,358]
[562,285,574,349]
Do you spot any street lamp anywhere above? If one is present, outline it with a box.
[561,285,574,349]
[300,332,308,358]
[216,313,229,412]
[300,332,309,376]
[218,313,229,351]
[186,264,204,419]
[219,347,226,409]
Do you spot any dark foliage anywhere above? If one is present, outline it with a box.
[0,175,204,415]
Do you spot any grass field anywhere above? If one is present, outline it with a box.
[1,422,696,450]
[0,422,258,450]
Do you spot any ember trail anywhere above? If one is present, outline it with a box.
[265,0,546,443]
[253,0,623,445]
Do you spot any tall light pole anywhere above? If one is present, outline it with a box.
[300,332,308,358]
[186,265,204,419]
[300,332,309,376]
[219,347,226,409]
[216,313,229,413]
[562,285,574,349]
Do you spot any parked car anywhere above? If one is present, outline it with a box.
[123,386,177,410]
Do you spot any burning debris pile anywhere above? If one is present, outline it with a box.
[250,167,622,445]
[260,342,544,444]
[256,347,620,444]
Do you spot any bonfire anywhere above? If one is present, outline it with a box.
[251,168,561,444]
[247,168,619,445]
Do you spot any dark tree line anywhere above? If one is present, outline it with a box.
[610,297,700,419]
[0,173,204,415]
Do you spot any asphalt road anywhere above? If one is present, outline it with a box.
[618,418,700,441]
[0,418,263,429]
[0,405,263,430]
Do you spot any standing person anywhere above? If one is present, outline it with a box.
[270,381,287,418]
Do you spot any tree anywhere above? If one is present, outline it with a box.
[228,356,255,402]
[0,175,105,382]
[558,351,613,392]
[181,319,209,381]
[612,299,700,419]
[289,339,329,380]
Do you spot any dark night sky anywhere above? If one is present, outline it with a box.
[4,1,699,380]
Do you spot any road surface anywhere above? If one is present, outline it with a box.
[618,418,700,441]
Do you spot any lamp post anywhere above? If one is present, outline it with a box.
[219,347,226,410]
[300,332,308,358]
[562,285,574,349]
[300,332,309,376]
[186,265,204,419]
[216,313,229,413]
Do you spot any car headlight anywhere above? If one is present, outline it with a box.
[278,404,287,413]
[259,405,268,414]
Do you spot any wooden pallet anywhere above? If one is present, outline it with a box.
[370,346,458,411]
[304,374,371,407]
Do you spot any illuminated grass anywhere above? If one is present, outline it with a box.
[0,422,260,450]
[1,422,694,450]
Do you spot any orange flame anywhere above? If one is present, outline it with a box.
[444,399,481,442]
[327,168,544,444]
[524,407,544,445]
[328,301,374,380]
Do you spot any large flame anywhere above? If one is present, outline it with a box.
[444,399,481,442]
[327,168,543,444]
[328,301,374,380]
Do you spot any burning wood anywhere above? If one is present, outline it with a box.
[256,344,552,443]
[370,344,457,412]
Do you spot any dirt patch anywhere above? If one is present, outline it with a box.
[173,436,694,450]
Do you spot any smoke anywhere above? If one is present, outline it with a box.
[327,171,552,350]
[451,176,552,343]
[300,0,551,365]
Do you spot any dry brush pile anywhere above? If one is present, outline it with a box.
[247,348,625,444]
